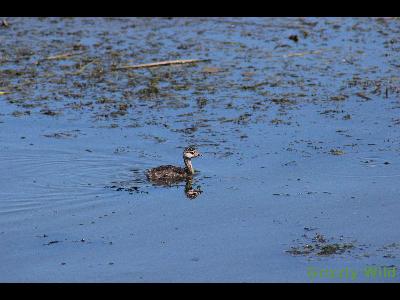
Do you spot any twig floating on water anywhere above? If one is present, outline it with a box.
[355,92,371,100]
[68,60,97,75]
[114,59,211,70]
[284,50,323,58]
[1,19,9,27]
[43,51,86,61]
[33,51,86,65]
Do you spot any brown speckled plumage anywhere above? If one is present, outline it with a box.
[147,165,189,184]
[146,146,201,185]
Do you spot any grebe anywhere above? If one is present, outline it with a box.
[146,146,202,185]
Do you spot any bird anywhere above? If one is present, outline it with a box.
[146,146,202,185]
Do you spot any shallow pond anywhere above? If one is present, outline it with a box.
[1,17,400,282]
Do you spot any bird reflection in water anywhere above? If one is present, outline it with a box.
[184,177,203,199]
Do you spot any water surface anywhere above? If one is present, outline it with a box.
[1,17,400,282]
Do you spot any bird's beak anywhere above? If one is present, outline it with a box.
[196,152,202,157]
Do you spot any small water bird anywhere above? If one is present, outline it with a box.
[146,146,202,185]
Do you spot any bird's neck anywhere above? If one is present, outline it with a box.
[183,157,194,174]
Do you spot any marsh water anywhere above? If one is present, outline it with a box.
[1,17,400,282]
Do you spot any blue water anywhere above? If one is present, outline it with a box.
[1,17,400,282]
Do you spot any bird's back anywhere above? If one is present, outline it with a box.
[146,165,188,185]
